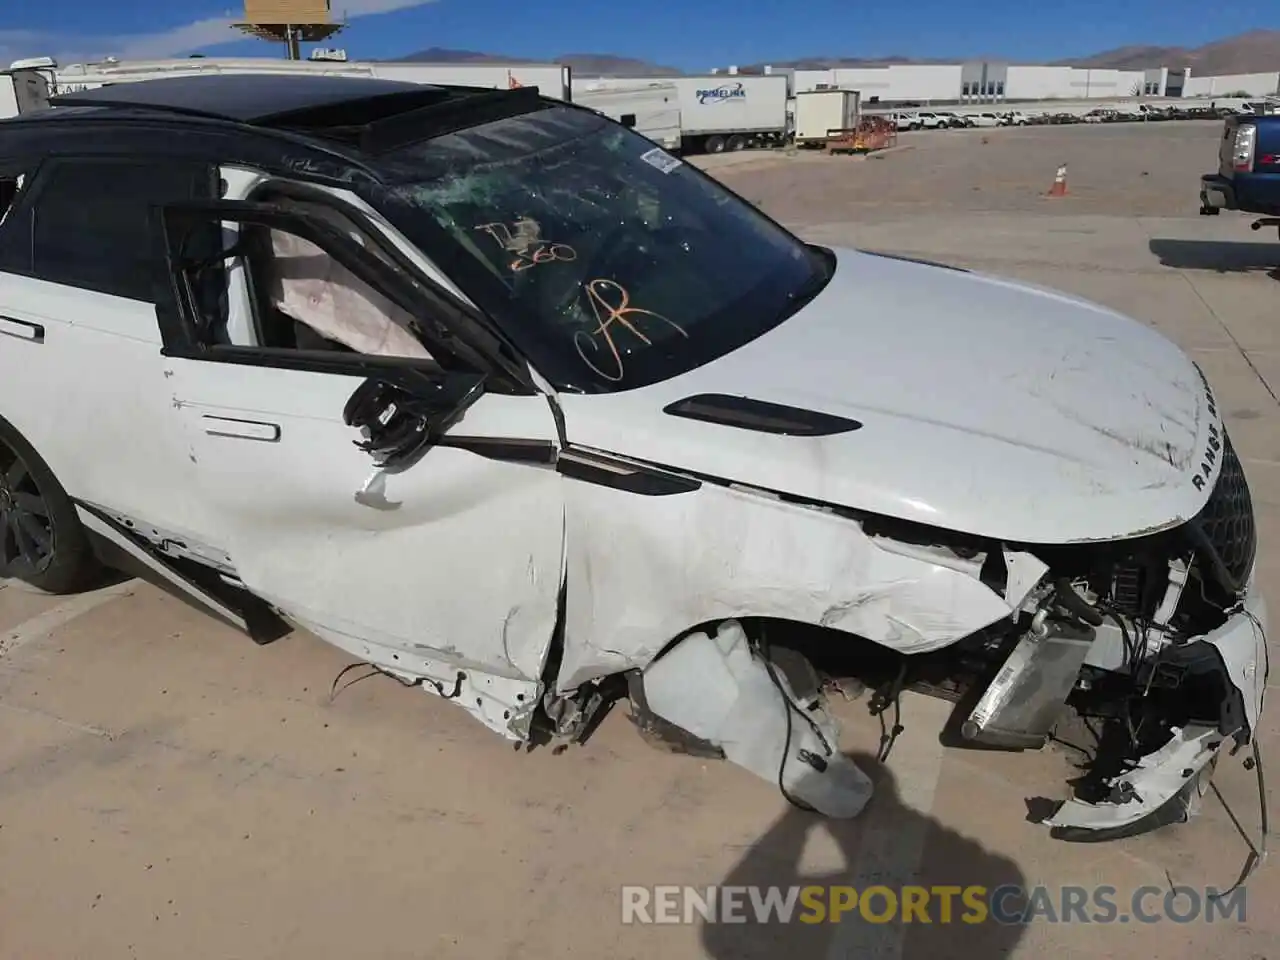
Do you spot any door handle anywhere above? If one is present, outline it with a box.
[0,316,44,343]
[201,415,281,442]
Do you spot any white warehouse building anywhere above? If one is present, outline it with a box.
[1182,70,1280,97]
[771,61,1280,104]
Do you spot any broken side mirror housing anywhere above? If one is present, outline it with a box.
[343,368,486,468]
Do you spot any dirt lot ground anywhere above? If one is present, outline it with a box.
[4,120,1280,960]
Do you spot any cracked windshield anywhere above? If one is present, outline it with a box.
[382,105,829,391]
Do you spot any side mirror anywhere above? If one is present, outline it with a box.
[343,369,486,468]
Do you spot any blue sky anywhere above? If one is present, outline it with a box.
[1,1,1276,70]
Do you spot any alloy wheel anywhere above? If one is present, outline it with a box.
[0,443,55,575]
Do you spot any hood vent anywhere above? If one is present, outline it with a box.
[663,394,863,437]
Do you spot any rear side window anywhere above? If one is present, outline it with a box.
[30,158,216,302]
[0,176,21,222]
[0,170,33,272]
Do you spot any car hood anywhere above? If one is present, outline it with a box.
[555,247,1220,544]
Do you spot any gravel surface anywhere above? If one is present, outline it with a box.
[699,121,1224,224]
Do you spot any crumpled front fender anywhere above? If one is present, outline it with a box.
[557,475,1021,692]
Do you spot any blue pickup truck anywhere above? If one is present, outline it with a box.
[1200,110,1280,236]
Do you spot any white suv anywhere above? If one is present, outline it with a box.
[0,74,1265,834]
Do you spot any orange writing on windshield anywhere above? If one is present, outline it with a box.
[475,219,577,273]
[574,279,687,382]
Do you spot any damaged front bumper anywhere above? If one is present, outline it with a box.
[1047,586,1268,838]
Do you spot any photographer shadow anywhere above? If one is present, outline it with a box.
[701,752,1029,960]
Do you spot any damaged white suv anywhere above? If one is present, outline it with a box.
[0,75,1266,839]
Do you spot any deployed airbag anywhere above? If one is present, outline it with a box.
[267,212,433,359]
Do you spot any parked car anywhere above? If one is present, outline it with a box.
[1200,110,1280,237]
[932,111,971,129]
[998,111,1029,126]
[0,74,1265,836]
[1032,112,1079,125]
[910,111,946,130]
[967,112,1003,128]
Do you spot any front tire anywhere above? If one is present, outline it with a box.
[0,417,99,594]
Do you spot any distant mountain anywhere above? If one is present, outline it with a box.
[398,47,527,65]
[734,55,958,72]
[397,47,678,76]
[1054,29,1280,74]
[396,30,1280,78]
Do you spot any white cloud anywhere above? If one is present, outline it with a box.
[0,0,439,67]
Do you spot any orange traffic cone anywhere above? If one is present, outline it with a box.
[1047,163,1068,197]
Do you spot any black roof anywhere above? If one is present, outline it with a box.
[11,73,558,166]
[50,74,453,124]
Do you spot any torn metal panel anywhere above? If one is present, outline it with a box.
[1205,589,1269,735]
[75,504,249,634]
[556,479,1015,692]
[306,618,544,739]
[84,502,237,575]
[1003,548,1049,610]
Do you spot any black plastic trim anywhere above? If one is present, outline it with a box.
[557,451,701,496]
[164,342,445,377]
[437,436,557,465]
[664,393,863,437]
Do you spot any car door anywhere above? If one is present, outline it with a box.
[0,156,221,549]
[154,198,566,736]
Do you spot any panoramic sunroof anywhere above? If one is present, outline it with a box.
[52,74,440,123]
[52,75,549,153]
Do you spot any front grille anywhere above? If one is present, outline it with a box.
[1192,429,1256,591]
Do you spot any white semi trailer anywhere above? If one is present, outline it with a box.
[793,89,861,148]
[574,82,681,150]
[0,62,53,119]
[49,57,574,101]
[577,74,791,154]
[673,75,790,153]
